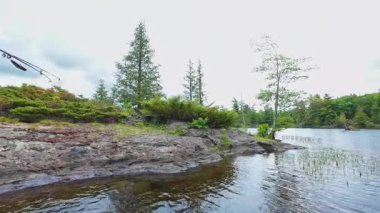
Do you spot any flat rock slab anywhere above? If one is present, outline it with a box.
[0,123,304,194]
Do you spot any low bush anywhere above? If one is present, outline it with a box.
[189,117,208,129]
[257,124,270,138]
[141,96,238,128]
[220,128,231,149]
[0,84,129,123]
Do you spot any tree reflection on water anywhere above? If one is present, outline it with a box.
[110,157,237,212]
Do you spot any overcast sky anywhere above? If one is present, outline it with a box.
[0,0,379,108]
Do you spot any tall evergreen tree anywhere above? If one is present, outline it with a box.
[194,60,206,105]
[183,60,196,101]
[93,79,109,102]
[113,22,162,108]
[232,98,240,112]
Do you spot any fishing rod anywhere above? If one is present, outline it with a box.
[0,48,60,82]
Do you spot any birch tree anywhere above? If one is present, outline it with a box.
[254,35,313,132]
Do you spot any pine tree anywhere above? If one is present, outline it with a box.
[183,60,196,101]
[113,22,162,108]
[232,98,240,112]
[93,79,109,102]
[194,60,205,105]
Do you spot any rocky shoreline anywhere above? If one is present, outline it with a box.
[0,123,304,194]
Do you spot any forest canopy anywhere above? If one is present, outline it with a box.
[233,93,380,129]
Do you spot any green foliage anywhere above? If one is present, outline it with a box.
[298,93,380,128]
[336,113,348,128]
[194,60,206,105]
[370,102,380,124]
[168,127,187,136]
[232,98,240,113]
[93,79,110,102]
[257,124,270,138]
[106,123,168,139]
[39,119,75,127]
[253,136,277,144]
[353,107,370,128]
[254,35,313,129]
[141,96,238,128]
[0,116,18,123]
[231,98,274,128]
[276,114,294,128]
[183,60,196,101]
[113,22,162,108]
[189,117,208,129]
[220,128,231,149]
[0,84,129,123]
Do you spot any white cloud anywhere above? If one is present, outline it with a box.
[0,0,379,107]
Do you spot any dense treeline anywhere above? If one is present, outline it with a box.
[0,84,128,123]
[233,93,380,129]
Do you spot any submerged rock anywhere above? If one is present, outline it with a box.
[0,123,303,194]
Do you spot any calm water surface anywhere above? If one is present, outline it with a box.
[0,128,379,212]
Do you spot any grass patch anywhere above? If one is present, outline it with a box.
[168,127,187,136]
[97,123,169,139]
[0,116,19,123]
[220,128,231,149]
[39,119,76,127]
[211,129,232,153]
[253,136,277,144]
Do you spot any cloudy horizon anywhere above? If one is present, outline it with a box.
[1,0,379,108]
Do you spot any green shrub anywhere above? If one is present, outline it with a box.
[141,96,238,128]
[10,106,53,122]
[353,107,370,128]
[276,114,294,128]
[189,117,208,129]
[0,84,129,123]
[257,124,270,138]
[220,128,231,149]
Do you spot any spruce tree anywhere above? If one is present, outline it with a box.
[93,79,109,102]
[232,98,240,112]
[183,60,196,101]
[113,22,162,108]
[194,60,206,105]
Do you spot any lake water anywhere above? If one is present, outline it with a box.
[1,128,379,212]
